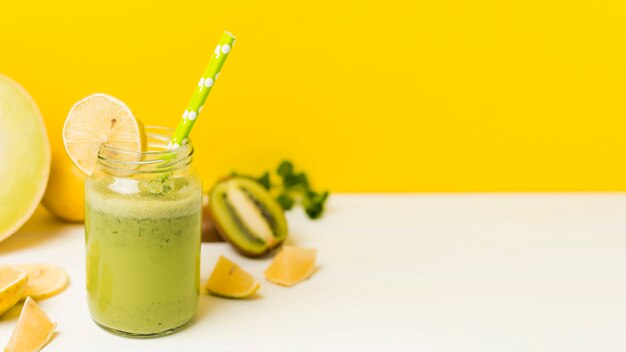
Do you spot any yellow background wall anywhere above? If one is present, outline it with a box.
[1,1,625,192]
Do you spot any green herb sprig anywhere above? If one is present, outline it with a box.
[232,160,329,219]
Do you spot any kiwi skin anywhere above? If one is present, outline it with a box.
[207,177,288,257]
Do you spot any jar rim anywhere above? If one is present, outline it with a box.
[96,126,193,174]
[99,126,191,156]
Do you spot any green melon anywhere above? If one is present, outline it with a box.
[0,75,50,242]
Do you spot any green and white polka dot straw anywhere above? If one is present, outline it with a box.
[169,31,236,149]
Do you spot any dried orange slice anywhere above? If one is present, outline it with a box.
[265,246,317,287]
[0,265,28,316]
[63,93,145,176]
[206,256,260,298]
[5,297,56,352]
[18,264,69,300]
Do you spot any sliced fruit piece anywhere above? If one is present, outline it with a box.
[17,264,69,300]
[205,256,260,299]
[226,181,276,246]
[5,297,56,352]
[265,246,317,287]
[0,74,50,243]
[63,93,145,176]
[208,177,288,257]
[0,265,29,316]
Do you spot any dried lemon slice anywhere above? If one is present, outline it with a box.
[5,297,56,352]
[18,264,69,300]
[0,265,28,315]
[265,246,317,287]
[63,93,145,176]
[206,256,260,299]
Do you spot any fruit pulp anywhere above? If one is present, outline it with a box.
[0,74,50,242]
[85,176,201,337]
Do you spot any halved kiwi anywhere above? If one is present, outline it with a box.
[208,177,288,257]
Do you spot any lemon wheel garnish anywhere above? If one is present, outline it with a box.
[205,256,260,299]
[18,264,69,300]
[264,246,317,287]
[63,93,145,176]
[0,265,28,316]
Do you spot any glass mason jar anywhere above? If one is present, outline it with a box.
[85,127,202,338]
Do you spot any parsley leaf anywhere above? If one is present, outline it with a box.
[277,160,294,177]
[277,192,295,210]
[232,160,329,219]
[302,190,328,219]
[256,172,271,190]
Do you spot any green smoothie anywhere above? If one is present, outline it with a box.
[85,175,202,336]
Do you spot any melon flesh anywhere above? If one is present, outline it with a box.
[0,75,50,241]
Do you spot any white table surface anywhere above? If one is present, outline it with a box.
[1,194,626,351]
